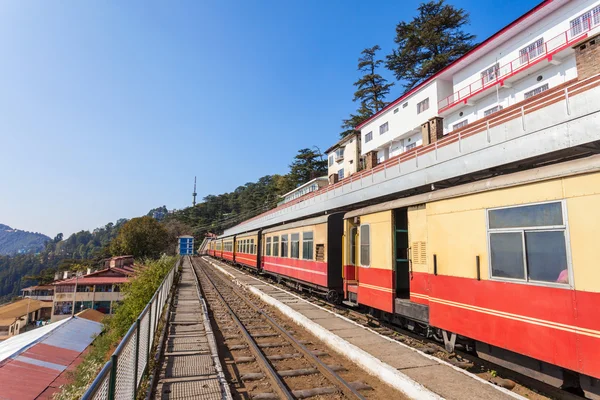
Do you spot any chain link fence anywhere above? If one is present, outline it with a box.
[82,258,180,400]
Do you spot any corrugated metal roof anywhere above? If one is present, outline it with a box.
[0,316,103,399]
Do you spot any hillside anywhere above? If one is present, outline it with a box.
[0,224,50,255]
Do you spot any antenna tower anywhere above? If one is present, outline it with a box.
[192,176,197,206]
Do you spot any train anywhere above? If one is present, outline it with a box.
[205,155,600,397]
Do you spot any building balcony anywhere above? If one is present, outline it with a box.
[438,19,599,113]
[225,72,600,236]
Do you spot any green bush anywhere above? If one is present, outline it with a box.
[54,255,178,400]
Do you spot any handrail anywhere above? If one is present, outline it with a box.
[80,257,180,400]
[438,18,596,111]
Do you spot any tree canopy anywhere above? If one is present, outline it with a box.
[386,0,475,91]
[341,45,393,138]
[288,148,327,187]
[110,216,170,259]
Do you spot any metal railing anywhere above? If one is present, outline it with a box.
[81,258,180,400]
[438,17,597,111]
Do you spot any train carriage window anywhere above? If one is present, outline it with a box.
[281,235,289,257]
[291,233,300,258]
[266,237,272,256]
[272,236,279,257]
[302,232,313,260]
[360,225,370,267]
[487,201,570,285]
[251,239,255,255]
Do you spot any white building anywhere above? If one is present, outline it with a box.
[325,132,362,184]
[358,0,600,168]
[225,0,600,235]
[279,177,329,205]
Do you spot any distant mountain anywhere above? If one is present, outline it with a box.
[0,224,50,255]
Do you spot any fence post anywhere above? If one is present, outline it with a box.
[147,302,153,357]
[108,354,118,400]
[133,318,141,398]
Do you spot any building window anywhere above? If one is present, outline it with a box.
[487,201,570,285]
[302,232,313,260]
[406,142,416,150]
[403,102,408,108]
[272,236,279,257]
[56,285,75,293]
[281,234,288,257]
[524,83,549,99]
[76,285,93,293]
[416,98,429,114]
[519,38,544,63]
[328,155,334,167]
[290,233,300,258]
[94,301,111,314]
[335,147,345,159]
[453,120,468,130]
[95,285,113,293]
[338,169,344,180]
[54,301,73,315]
[74,301,93,313]
[570,6,600,36]
[481,63,500,84]
[379,122,389,135]
[360,225,370,267]
[365,132,373,143]
[484,105,503,117]
[393,108,399,114]
[266,237,272,256]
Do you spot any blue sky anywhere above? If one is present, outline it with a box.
[0,0,540,237]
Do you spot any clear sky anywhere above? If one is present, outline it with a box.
[0,0,540,237]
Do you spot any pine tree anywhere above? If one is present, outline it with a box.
[341,45,394,138]
[386,0,475,91]
[288,148,327,186]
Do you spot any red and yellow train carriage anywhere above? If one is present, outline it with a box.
[261,214,344,301]
[221,236,235,262]
[235,230,260,270]
[341,158,600,391]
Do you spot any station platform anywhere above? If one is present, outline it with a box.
[154,257,231,400]
[203,257,525,400]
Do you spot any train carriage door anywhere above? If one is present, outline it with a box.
[394,208,410,298]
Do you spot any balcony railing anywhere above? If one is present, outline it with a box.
[438,18,597,112]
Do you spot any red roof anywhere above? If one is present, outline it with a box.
[356,0,552,129]
[0,317,103,400]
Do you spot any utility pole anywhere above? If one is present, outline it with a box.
[192,176,197,206]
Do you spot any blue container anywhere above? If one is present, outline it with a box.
[178,236,194,255]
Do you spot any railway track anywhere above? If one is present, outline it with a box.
[207,258,586,400]
[190,257,406,400]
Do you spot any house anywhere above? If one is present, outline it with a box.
[358,0,600,168]
[325,132,362,184]
[279,177,329,205]
[51,257,137,322]
[0,299,53,341]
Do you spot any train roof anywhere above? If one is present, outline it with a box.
[262,215,329,234]
[345,154,600,218]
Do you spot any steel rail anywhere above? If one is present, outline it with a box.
[190,257,294,400]
[194,257,367,400]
